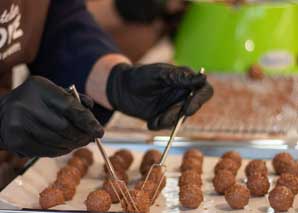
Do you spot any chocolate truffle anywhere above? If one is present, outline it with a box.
[73,148,93,166]
[68,156,88,177]
[245,160,268,177]
[277,173,298,195]
[103,179,127,203]
[121,189,150,213]
[272,152,296,175]
[104,155,127,174]
[214,158,238,176]
[115,149,134,170]
[222,151,242,169]
[213,170,236,194]
[85,189,112,212]
[248,64,264,80]
[179,184,203,209]
[57,165,81,185]
[106,169,129,184]
[179,170,202,187]
[144,167,167,190]
[225,184,250,209]
[39,187,65,209]
[55,170,77,189]
[180,158,202,174]
[140,149,162,176]
[183,148,204,163]
[52,181,76,201]
[269,186,294,212]
[246,173,270,197]
[135,180,158,202]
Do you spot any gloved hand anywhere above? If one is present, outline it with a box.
[0,76,103,157]
[114,0,165,23]
[107,63,213,130]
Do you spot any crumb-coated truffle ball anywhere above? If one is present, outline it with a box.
[213,170,235,194]
[106,169,129,184]
[248,64,264,80]
[225,184,250,209]
[222,151,242,169]
[104,155,127,173]
[85,189,112,212]
[277,173,298,195]
[140,149,162,176]
[55,171,77,189]
[135,179,158,202]
[273,152,296,175]
[39,187,65,209]
[180,158,202,174]
[103,179,127,203]
[214,158,238,176]
[52,181,76,201]
[57,165,81,185]
[269,186,294,212]
[246,173,269,197]
[144,167,167,189]
[73,148,93,166]
[115,149,134,170]
[68,157,88,177]
[183,148,204,163]
[245,160,268,177]
[121,189,150,213]
[179,170,202,187]
[179,184,203,209]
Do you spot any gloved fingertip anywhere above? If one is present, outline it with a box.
[79,94,94,109]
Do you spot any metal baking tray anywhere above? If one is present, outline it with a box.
[0,137,298,212]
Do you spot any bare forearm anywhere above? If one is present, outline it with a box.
[85,54,131,110]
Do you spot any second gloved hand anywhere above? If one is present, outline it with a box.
[107,63,214,130]
[0,76,103,157]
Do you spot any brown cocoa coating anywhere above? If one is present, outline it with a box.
[246,173,270,197]
[180,158,203,174]
[115,149,134,170]
[272,152,295,175]
[85,189,112,212]
[135,180,158,202]
[57,165,81,185]
[144,167,167,190]
[104,155,127,173]
[121,189,150,213]
[179,184,203,209]
[277,173,298,195]
[179,170,202,187]
[245,160,268,177]
[183,148,204,163]
[248,64,264,80]
[213,170,236,194]
[224,184,250,209]
[67,157,88,177]
[106,169,129,184]
[140,149,162,176]
[268,186,294,212]
[103,179,127,203]
[214,158,238,176]
[73,148,93,166]
[222,151,242,169]
[39,187,65,209]
[52,181,76,201]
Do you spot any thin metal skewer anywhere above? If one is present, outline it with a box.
[68,85,139,212]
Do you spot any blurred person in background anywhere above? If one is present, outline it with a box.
[0,0,213,162]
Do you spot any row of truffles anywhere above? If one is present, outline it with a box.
[213,151,250,210]
[85,149,133,212]
[39,148,93,209]
[268,152,298,212]
[179,148,204,209]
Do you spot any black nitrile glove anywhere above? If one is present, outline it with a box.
[114,0,165,23]
[107,63,214,130]
[0,76,103,157]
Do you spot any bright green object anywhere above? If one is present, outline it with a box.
[174,2,298,75]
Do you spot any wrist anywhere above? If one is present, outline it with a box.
[85,54,131,110]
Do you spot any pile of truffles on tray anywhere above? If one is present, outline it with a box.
[39,148,93,209]
[179,148,204,209]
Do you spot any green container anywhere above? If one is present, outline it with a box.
[174,2,298,74]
